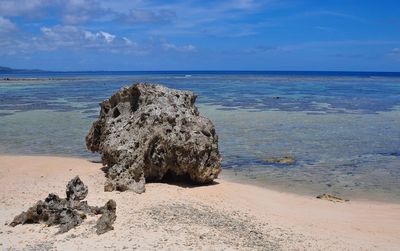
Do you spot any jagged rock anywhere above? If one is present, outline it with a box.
[10,177,116,235]
[9,193,85,234]
[86,83,222,193]
[95,200,117,234]
[57,208,86,233]
[316,193,349,202]
[66,176,88,201]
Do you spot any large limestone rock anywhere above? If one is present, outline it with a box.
[86,83,222,193]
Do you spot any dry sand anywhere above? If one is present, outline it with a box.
[0,155,399,250]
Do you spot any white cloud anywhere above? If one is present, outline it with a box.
[61,0,110,24]
[0,23,189,57]
[0,22,197,56]
[219,0,260,11]
[0,16,16,32]
[84,30,96,41]
[123,9,176,24]
[0,0,110,24]
[162,42,196,52]
[0,0,175,25]
[181,44,196,52]
[83,30,116,44]
[0,0,275,39]
[123,37,134,46]
[39,25,122,49]
[388,48,400,60]
[244,45,282,54]
[98,31,115,43]
[0,0,47,17]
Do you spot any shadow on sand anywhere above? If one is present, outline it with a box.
[89,160,220,189]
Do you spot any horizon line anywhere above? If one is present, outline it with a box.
[2,68,400,74]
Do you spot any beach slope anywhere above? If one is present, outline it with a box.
[0,155,399,250]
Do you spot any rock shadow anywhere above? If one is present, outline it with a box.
[147,169,220,189]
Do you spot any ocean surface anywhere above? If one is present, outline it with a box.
[1,71,400,202]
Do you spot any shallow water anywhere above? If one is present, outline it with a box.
[1,72,399,201]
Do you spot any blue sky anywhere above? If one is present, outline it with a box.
[0,0,399,71]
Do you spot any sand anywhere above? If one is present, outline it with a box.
[0,155,399,250]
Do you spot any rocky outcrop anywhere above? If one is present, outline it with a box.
[86,83,222,193]
[10,176,116,234]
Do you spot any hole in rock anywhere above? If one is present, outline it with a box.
[112,108,121,118]
[201,129,211,137]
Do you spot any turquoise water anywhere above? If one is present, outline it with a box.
[1,72,400,201]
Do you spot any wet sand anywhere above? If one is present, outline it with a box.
[0,155,399,250]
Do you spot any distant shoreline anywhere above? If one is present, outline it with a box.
[2,67,400,78]
[2,70,400,83]
[0,77,91,82]
[0,77,89,82]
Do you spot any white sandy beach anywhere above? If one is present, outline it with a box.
[0,155,399,250]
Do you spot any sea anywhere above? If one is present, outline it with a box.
[1,71,399,202]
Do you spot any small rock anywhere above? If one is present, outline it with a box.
[68,233,79,239]
[316,193,349,202]
[66,176,88,201]
[104,181,114,192]
[10,176,117,234]
[95,200,117,235]
[264,156,295,165]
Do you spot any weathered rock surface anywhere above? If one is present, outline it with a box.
[95,200,117,234]
[66,175,88,201]
[10,176,116,234]
[86,83,222,193]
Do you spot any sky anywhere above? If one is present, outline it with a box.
[0,0,399,71]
